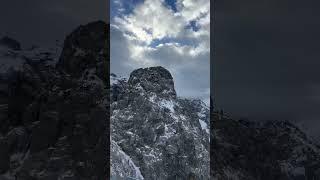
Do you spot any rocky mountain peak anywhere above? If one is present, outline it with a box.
[57,21,109,81]
[0,21,108,179]
[111,67,209,179]
[0,36,21,51]
[128,66,176,99]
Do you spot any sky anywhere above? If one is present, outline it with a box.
[110,0,210,104]
[214,0,320,141]
[0,0,107,48]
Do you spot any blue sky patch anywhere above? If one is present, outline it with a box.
[164,0,178,12]
[110,0,144,20]
[186,20,200,32]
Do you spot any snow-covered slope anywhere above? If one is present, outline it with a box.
[111,67,210,179]
[111,139,144,180]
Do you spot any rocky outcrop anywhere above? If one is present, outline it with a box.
[57,21,109,81]
[111,67,210,179]
[0,36,21,51]
[0,21,109,179]
[111,140,144,180]
[211,111,320,179]
[128,66,176,99]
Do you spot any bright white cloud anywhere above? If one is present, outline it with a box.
[176,0,210,21]
[114,0,184,44]
[111,0,210,103]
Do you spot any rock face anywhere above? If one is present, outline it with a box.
[0,36,21,51]
[211,111,320,179]
[0,21,109,179]
[57,21,109,81]
[128,66,176,99]
[111,67,210,179]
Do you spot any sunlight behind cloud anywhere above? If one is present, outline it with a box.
[111,0,210,103]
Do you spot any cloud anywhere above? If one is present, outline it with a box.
[113,0,210,44]
[114,0,184,44]
[176,0,210,22]
[110,25,133,76]
[111,0,210,103]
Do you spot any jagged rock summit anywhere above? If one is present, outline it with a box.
[57,21,109,81]
[128,66,176,99]
[111,66,210,179]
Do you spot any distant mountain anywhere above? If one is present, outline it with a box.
[211,111,320,179]
[0,21,108,179]
[110,66,210,179]
[0,36,21,51]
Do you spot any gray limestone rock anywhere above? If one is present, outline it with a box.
[111,67,210,180]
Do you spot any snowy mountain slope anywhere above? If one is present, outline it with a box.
[0,21,108,179]
[111,139,144,180]
[111,66,210,179]
[211,111,320,179]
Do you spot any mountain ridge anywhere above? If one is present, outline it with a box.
[0,21,109,179]
[111,66,210,179]
[211,109,320,179]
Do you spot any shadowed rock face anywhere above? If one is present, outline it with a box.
[0,21,109,179]
[0,36,21,51]
[57,21,109,81]
[211,110,320,179]
[111,67,210,180]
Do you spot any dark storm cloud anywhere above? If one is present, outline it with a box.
[214,0,320,139]
[0,0,107,48]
